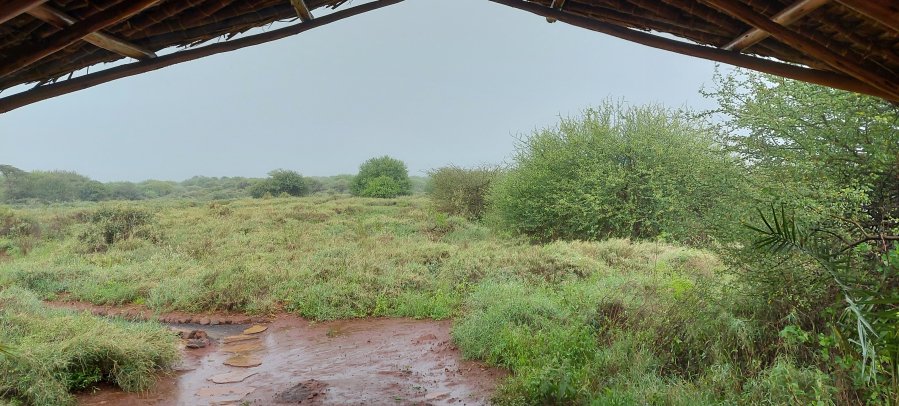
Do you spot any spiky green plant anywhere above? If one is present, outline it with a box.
[747,206,899,383]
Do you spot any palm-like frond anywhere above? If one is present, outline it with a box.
[746,206,883,378]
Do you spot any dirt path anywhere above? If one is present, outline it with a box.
[75,315,505,406]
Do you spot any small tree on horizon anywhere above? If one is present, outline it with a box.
[351,156,412,198]
[250,169,308,198]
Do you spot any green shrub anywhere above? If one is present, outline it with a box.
[77,206,159,252]
[360,175,405,198]
[741,359,837,404]
[488,100,743,243]
[428,166,501,220]
[0,207,41,257]
[351,156,411,198]
[0,207,39,238]
[250,169,308,198]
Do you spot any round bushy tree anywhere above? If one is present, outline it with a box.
[250,169,308,198]
[489,101,744,243]
[351,156,411,198]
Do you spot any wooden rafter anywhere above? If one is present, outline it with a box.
[290,0,314,22]
[486,0,895,100]
[834,0,899,34]
[699,0,899,100]
[0,0,160,79]
[0,0,404,114]
[723,0,829,51]
[0,0,46,25]
[27,5,157,60]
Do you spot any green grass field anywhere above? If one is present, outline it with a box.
[0,196,839,404]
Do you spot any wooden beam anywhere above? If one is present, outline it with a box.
[27,5,156,60]
[700,0,899,100]
[834,0,899,34]
[0,0,404,114]
[0,0,160,79]
[486,0,895,101]
[0,0,46,25]
[724,0,829,51]
[290,0,314,21]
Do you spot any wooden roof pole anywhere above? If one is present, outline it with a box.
[699,0,899,100]
[0,0,404,114]
[290,0,314,22]
[723,0,829,51]
[27,5,157,60]
[487,0,895,101]
[0,0,160,79]
[0,0,46,25]
[834,0,899,34]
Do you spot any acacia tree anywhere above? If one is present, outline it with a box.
[351,156,411,198]
[250,169,308,198]
[705,69,899,396]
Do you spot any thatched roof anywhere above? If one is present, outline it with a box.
[0,0,897,112]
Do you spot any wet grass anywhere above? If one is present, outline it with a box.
[0,287,178,405]
[0,196,839,404]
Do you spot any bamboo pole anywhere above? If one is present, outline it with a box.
[290,0,314,21]
[27,4,157,60]
[724,0,830,51]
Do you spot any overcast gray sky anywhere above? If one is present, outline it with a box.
[0,0,725,182]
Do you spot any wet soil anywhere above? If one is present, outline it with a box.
[76,315,506,406]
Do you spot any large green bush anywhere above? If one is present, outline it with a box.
[489,101,743,243]
[428,166,501,220]
[351,156,411,198]
[250,169,308,198]
[77,206,160,252]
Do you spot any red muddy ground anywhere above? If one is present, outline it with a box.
[75,315,506,406]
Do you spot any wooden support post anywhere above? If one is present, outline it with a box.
[290,0,314,21]
[723,0,829,51]
[700,0,899,99]
[0,0,160,78]
[27,5,157,60]
[486,0,895,101]
[834,0,899,33]
[0,0,46,25]
[0,0,404,114]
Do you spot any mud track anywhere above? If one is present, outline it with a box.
[56,303,505,406]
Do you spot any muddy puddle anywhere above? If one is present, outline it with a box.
[77,316,505,405]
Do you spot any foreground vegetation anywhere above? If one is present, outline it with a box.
[0,287,177,405]
[1,70,896,405]
[0,196,866,404]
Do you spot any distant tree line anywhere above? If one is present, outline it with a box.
[0,164,427,203]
